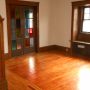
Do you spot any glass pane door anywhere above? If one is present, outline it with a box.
[10,6,36,56]
[10,6,23,56]
[24,8,35,53]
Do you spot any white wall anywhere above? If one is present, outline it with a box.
[50,0,83,48]
[0,0,51,53]
[0,0,84,54]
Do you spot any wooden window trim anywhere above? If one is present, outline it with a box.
[80,6,90,34]
[71,0,90,53]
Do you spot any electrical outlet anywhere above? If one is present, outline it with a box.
[66,48,68,52]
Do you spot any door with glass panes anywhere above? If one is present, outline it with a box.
[10,6,36,56]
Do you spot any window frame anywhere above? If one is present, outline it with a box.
[80,6,90,34]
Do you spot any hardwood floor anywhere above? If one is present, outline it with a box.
[5,50,90,90]
[6,70,41,90]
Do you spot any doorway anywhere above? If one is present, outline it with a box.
[6,0,39,57]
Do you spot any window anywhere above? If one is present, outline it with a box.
[82,7,90,33]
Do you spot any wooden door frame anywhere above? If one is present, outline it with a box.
[0,15,4,59]
[6,0,39,57]
[0,15,8,90]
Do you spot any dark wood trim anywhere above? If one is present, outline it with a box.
[6,0,39,57]
[6,0,39,6]
[4,45,71,59]
[6,0,12,58]
[71,5,74,54]
[39,45,71,54]
[39,45,56,52]
[4,53,10,60]
[35,5,39,52]
[0,15,4,59]
[0,15,8,90]
[0,80,8,90]
[55,45,71,54]
[72,1,90,7]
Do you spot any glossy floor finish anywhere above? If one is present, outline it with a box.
[6,51,90,90]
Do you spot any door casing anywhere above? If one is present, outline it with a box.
[6,0,39,57]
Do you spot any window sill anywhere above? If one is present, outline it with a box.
[80,32,90,35]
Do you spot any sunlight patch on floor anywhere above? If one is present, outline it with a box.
[78,66,90,90]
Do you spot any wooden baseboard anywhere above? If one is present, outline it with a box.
[39,45,56,52]
[3,53,10,60]
[55,45,71,53]
[4,45,71,59]
[0,80,8,90]
[39,45,71,54]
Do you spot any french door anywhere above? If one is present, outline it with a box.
[10,5,37,56]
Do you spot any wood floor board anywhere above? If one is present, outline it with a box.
[6,69,41,90]
[6,50,90,90]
